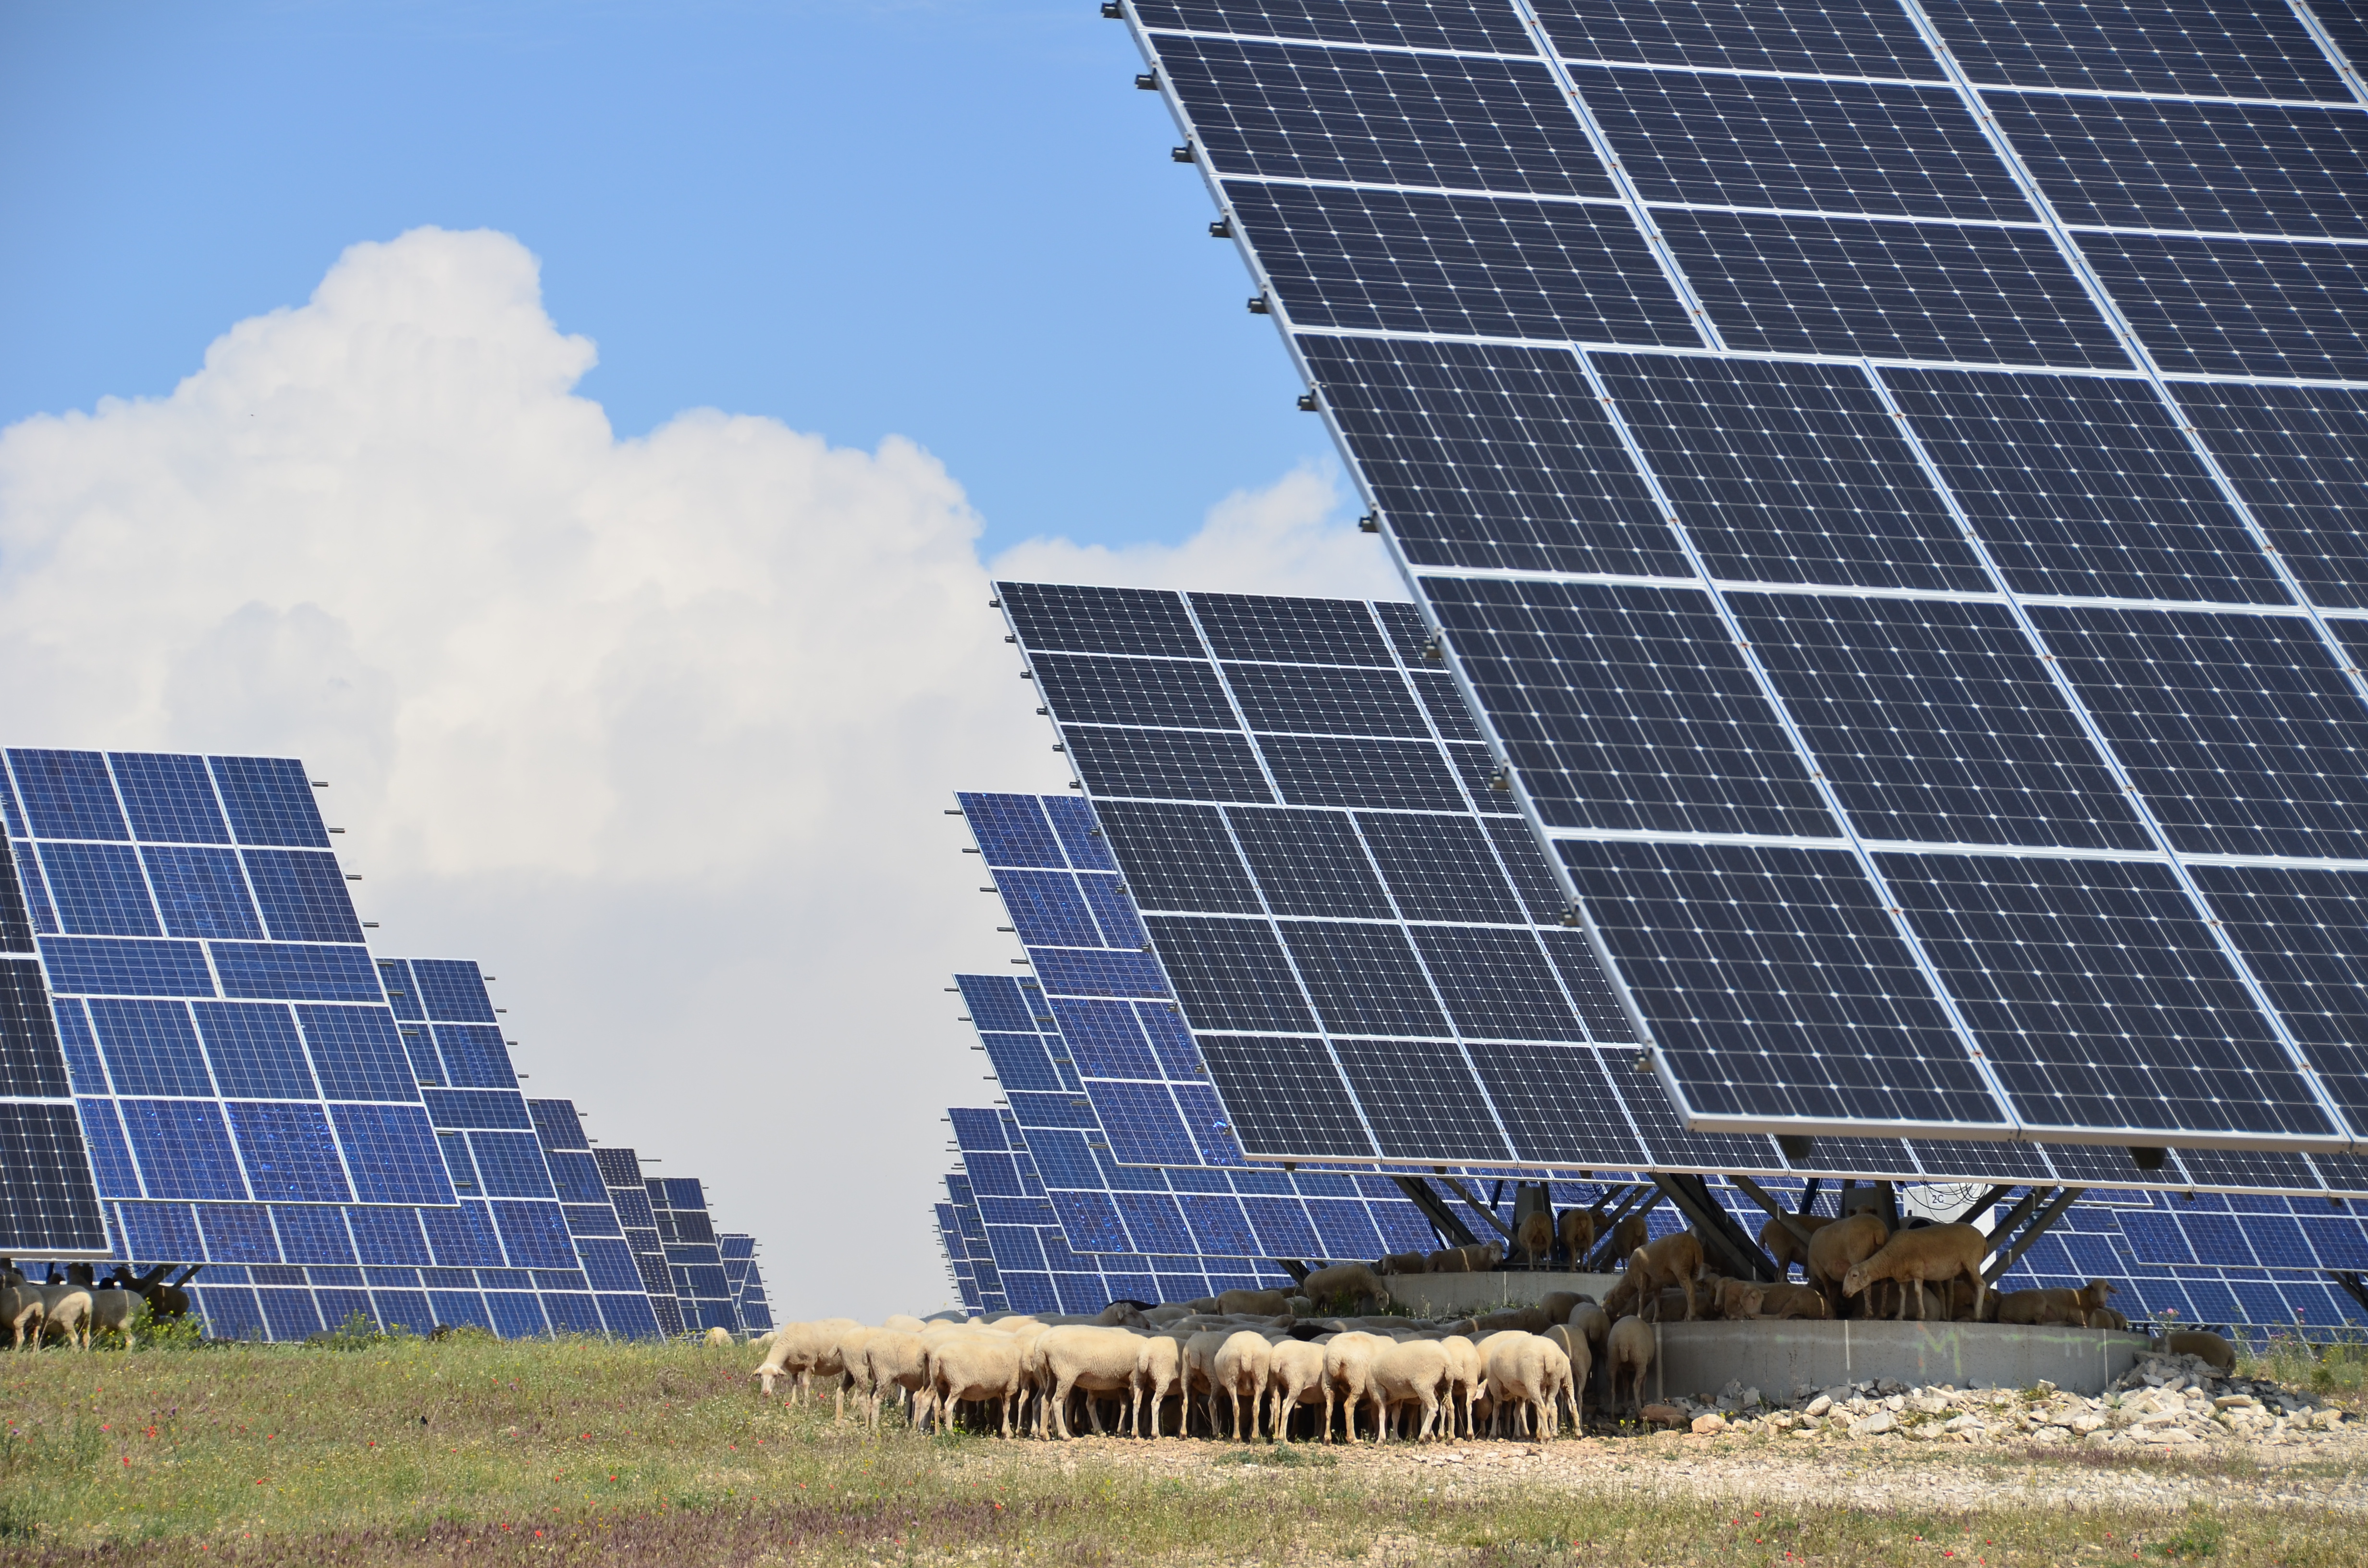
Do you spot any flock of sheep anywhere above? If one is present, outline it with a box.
[0,1262,193,1350]
[757,1217,2134,1443]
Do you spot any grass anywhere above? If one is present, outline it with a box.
[2235,1333,2368,1402]
[0,1336,2353,1567]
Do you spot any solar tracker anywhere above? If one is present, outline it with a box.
[1100,3,2368,1163]
[593,1145,686,1337]
[996,591,2368,1200]
[941,1175,1007,1312]
[647,1176,741,1334]
[720,1232,773,1334]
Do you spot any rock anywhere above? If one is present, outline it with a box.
[2313,1409,2345,1431]
[2214,1395,2257,1410]
[2033,1380,2057,1396]
[2070,1414,2106,1434]
[2082,1430,2113,1449]
[2034,1426,2072,1444]
[1640,1402,1690,1429]
[1804,1394,1833,1418]
[1851,1412,1898,1437]
[1943,1414,1985,1433]
[1691,1413,1727,1435]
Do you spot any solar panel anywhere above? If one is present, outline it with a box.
[592,1145,684,1337]
[647,1176,740,1334]
[1110,0,2368,1165]
[942,1172,1007,1313]
[719,1232,772,1334]
[999,588,2368,1200]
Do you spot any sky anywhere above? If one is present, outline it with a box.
[0,1,1407,1322]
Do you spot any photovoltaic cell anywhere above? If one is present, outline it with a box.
[1923,0,2351,102]
[1136,0,1536,55]
[2175,380,2368,610]
[1532,0,1941,79]
[2079,231,2368,382]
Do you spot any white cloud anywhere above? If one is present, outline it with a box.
[989,461,1407,601]
[0,226,1395,1321]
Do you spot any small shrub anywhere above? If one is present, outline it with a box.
[2153,1502,2223,1559]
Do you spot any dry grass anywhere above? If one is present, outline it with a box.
[0,1337,2353,1566]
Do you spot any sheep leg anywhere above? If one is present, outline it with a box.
[1681,1276,1696,1323]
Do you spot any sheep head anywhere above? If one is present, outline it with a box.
[1839,1261,1872,1298]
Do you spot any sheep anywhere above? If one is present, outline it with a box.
[1607,1214,1648,1262]
[2162,1329,2235,1372]
[1298,1262,1391,1314]
[1544,1324,1591,1423]
[1805,1212,1889,1316]
[1840,1223,1986,1323]
[1517,1210,1554,1268]
[1182,1330,1231,1437]
[1367,1338,1455,1442]
[1465,1241,1506,1272]
[2,1283,44,1351]
[1607,1314,1654,1417]
[1483,1333,1561,1440]
[929,1333,1025,1437]
[1758,1213,1833,1280]
[1426,1246,1469,1274]
[37,1284,93,1351]
[883,1313,928,1333]
[1322,1331,1388,1443]
[860,1331,932,1432]
[1538,1290,1584,1325]
[1377,1250,1430,1276]
[754,1318,860,1400]
[1211,1331,1273,1441]
[2003,1279,2119,1327]
[818,1325,881,1421]
[1037,1326,1140,1439]
[1993,1289,2089,1327]
[86,1289,141,1349]
[1264,1338,1329,1443]
[1753,1282,1830,1320]
[1708,1277,1767,1321]
[1472,1305,1552,1335]
[1623,1233,1705,1322]
[1093,1302,1150,1329]
[1568,1300,1610,1348]
[1215,1288,1290,1318]
[1437,1334,1484,1439]
[2089,1306,2130,1332]
[1558,1209,1595,1267]
[702,1325,734,1347]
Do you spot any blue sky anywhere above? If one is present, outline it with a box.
[1,0,1336,556]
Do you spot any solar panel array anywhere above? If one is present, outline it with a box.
[940,1174,1005,1312]
[998,589,2368,1200]
[594,1145,686,1337]
[720,1232,773,1334]
[647,1176,741,1334]
[1119,0,2368,1165]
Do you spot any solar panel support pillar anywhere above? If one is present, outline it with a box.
[2332,1272,2368,1319]
[1431,1174,1517,1245]
[1795,1178,1821,1216]
[1984,1187,2053,1259]
[1392,1176,1479,1250]
[1949,1184,2019,1229]
[1649,1174,1780,1284]
[1725,1173,1817,1253]
[1984,1188,2085,1285]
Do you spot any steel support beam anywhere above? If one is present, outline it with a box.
[1986,1187,2054,1258]
[1950,1184,2019,1229]
[1583,1187,1663,1272]
[1651,1173,1781,1283]
[2330,1270,2368,1318]
[1393,1176,1480,1250]
[1985,1188,2085,1284]
[1434,1174,1517,1243]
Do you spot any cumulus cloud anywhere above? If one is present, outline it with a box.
[0,226,1392,1319]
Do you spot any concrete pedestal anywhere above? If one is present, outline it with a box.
[1648,1319,2150,1401]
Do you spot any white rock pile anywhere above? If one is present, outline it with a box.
[1657,1351,2350,1449]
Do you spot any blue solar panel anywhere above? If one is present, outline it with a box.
[1111,0,2368,1170]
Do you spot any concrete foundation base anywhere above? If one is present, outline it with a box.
[1647,1319,2151,1401]
[1388,1272,1620,1318]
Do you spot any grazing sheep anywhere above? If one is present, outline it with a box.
[1544,1324,1591,1422]
[1211,1331,1273,1441]
[1321,1331,1388,1443]
[1377,1250,1430,1276]
[1483,1333,1561,1440]
[1131,1334,1183,1438]
[37,1284,93,1351]
[1558,1209,1595,1266]
[754,1318,860,1400]
[1215,1288,1290,1318]
[1607,1315,1655,1417]
[1625,1233,1705,1322]
[1994,1289,2089,1327]
[1264,1338,1328,1443]
[818,1325,882,1421]
[860,1331,932,1432]
[1464,1241,1506,1272]
[86,1289,141,1349]
[703,1325,734,1347]
[882,1313,928,1333]
[1472,1305,1552,1335]
[1039,1326,1141,1440]
[1426,1246,1469,1274]
[2162,1329,2235,1371]
[1517,1210,1554,1268]
[1093,1302,1150,1329]
[1537,1290,1584,1325]
[3,1284,44,1351]
[1758,1213,1834,1280]
[1805,1213,1890,1316]
[1841,1223,1987,1323]
[1437,1335,1484,1439]
[1182,1330,1231,1437]
[929,1333,1025,1437]
[1368,1338,1455,1442]
[1298,1262,1391,1314]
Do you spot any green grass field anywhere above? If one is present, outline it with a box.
[0,1335,2354,1566]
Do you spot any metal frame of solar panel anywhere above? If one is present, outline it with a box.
[593,1144,684,1336]
[1096,5,2368,1170]
[647,1175,741,1334]
[951,957,1500,1274]
[999,588,2368,1205]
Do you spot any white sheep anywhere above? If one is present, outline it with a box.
[87,1289,141,1349]
[1297,1262,1391,1314]
[38,1284,93,1351]
[3,1284,45,1351]
[1210,1330,1273,1441]
[1607,1315,1655,1417]
[1806,1212,1889,1316]
[1839,1223,1987,1323]
[928,1333,1024,1437]
[1263,1339,1329,1443]
[1215,1287,1290,1317]
[1321,1331,1389,1442]
[1438,1334,1485,1439]
[860,1331,932,1432]
[1037,1326,1140,1440]
[1368,1339,1455,1442]
[1132,1334,1184,1439]
[1483,1333,1561,1440]
[1544,1324,1591,1424]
